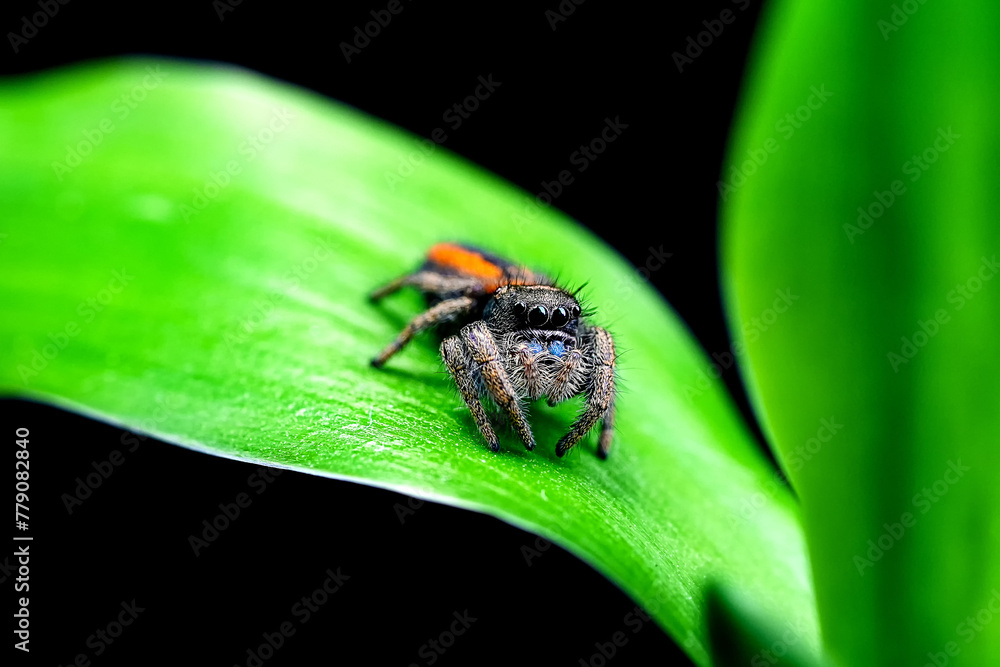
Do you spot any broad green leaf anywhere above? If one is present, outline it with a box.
[0,58,821,665]
[722,1,1000,664]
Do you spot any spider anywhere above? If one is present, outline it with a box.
[370,242,616,458]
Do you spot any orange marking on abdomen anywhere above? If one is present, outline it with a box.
[428,243,504,280]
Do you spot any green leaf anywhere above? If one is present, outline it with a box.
[1,58,821,665]
[707,581,832,667]
[722,1,1000,664]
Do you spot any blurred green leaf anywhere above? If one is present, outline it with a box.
[707,580,830,667]
[0,58,821,665]
[722,1,1000,664]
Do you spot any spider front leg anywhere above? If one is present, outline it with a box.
[555,327,616,458]
[441,336,499,452]
[512,342,546,401]
[371,296,476,367]
[545,347,587,406]
[462,321,536,451]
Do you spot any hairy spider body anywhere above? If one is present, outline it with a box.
[370,243,616,458]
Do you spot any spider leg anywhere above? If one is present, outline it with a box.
[371,296,476,367]
[512,343,545,401]
[441,335,499,451]
[555,327,616,457]
[370,271,480,301]
[597,398,615,459]
[462,321,536,451]
[546,347,586,406]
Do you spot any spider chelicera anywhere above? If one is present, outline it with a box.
[370,243,617,458]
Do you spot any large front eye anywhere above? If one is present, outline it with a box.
[550,306,569,327]
[527,305,548,327]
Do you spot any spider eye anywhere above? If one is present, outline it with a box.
[571,305,581,318]
[527,305,548,327]
[550,306,569,327]
[512,301,527,316]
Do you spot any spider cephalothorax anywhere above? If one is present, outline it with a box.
[370,243,616,458]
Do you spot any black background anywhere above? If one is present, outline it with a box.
[1,1,767,665]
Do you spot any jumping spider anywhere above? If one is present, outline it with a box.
[370,243,616,458]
